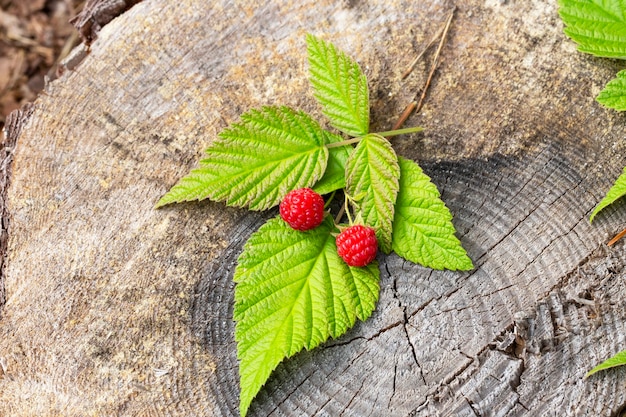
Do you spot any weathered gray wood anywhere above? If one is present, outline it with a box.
[2,0,626,416]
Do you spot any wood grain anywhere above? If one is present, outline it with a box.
[2,0,626,416]
[0,103,33,316]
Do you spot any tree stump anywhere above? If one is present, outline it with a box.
[2,0,626,415]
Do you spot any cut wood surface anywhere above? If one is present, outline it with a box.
[2,0,626,416]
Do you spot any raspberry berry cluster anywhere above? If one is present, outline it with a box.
[279,188,378,267]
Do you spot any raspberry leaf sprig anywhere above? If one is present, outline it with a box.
[558,0,626,222]
[558,0,626,382]
[158,34,472,416]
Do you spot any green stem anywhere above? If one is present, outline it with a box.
[334,201,346,225]
[344,193,353,225]
[325,126,423,149]
[323,190,336,209]
[326,137,363,149]
[377,126,423,137]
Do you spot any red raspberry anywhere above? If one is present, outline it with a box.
[279,188,325,231]
[336,225,378,267]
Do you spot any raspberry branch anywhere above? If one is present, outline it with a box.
[325,126,423,149]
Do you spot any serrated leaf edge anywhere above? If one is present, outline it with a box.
[156,106,329,210]
[590,165,626,222]
[391,157,473,271]
[306,33,370,137]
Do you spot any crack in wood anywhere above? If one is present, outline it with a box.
[429,355,475,401]
[412,399,430,416]
[386,258,428,393]
[322,317,406,350]
[386,260,427,388]
[401,315,427,385]
[462,394,481,417]
[541,244,609,308]
[405,235,606,416]
[264,367,317,416]
[311,396,334,417]
[71,0,144,44]
[339,378,366,417]
[388,363,398,410]
[610,402,626,417]
[515,397,530,412]
[0,103,34,318]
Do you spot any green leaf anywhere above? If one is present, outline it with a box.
[392,157,473,271]
[307,34,370,136]
[312,131,351,195]
[597,70,626,110]
[558,0,626,59]
[590,165,626,221]
[345,134,400,253]
[234,216,379,416]
[587,350,626,377]
[156,106,328,210]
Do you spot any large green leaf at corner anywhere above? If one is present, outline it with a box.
[307,34,370,137]
[590,165,626,222]
[597,70,626,110]
[312,130,352,195]
[155,106,328,210]
[234,216,379,416]
[345,133,400,254]
[392,157,473,271]
[558,0,626,59]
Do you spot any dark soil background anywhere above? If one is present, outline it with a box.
[0,0,82,138]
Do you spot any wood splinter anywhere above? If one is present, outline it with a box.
[607,227,626,246]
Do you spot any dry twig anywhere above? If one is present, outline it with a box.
[607,227,626,246]
[401,26,444,80]
[393,8,455,130]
